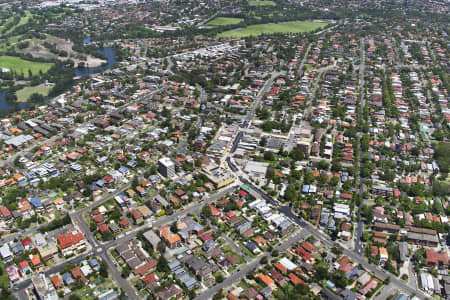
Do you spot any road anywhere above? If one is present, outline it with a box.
[194,229,310,300]
[101,185,238,249]
[225,134,429,299]
[221,233,250,262]
[245,71,281,125]
[297,43,312,78]
[12,250,93,291]
[66,185,238,300]
[305,65,336,119]
[355,36,366,256]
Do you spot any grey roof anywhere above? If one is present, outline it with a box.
[154,194,169,207]
[399,242,408,262]
[98,289,118,300]
[11,242,24,254]
[143,230,161,249]
[168,260,181,271]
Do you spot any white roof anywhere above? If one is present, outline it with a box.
[279,257,297,271]
[0,244,12,258]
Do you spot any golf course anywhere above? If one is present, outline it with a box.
[249,1,276,6]
[0,56,54,77]
[206,17,244,27]
[218,21,329,38]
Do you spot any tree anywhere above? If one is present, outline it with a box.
[157,255,169,273]
[215,272,224,283]
[260,136,267,147]
[157,241,166,254]
[329,176,339,186]
[318,160,329,170]
[264,151,275,161]
[290,148,304,161]
[201,205,212,217]
[121,266,131,278]
[284,184,297,202]
[304,172,315,184]
[99,259,108,278]
[102,230,114,241]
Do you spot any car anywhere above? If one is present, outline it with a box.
[371,270,375,274]
[180,208,184,211]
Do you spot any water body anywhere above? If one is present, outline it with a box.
[74,47,116,77]
[0,47,116,112]
[0,89,26,112]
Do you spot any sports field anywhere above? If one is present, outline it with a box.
[249,1,276,6]
[0,56,54,77]
[218,21,328,38]
[206,17,244,27]
[16,85,52,102]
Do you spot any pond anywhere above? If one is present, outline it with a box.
[0,89,26,113]
[74,47,116,77]
[0,47,117,112]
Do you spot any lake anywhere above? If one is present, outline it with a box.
[0,47,116,112]
[75,47,116,77]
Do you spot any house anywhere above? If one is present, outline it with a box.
[19,260,31,275]
[62,272,75,285]
[158,226,181,249]
[426,249,449,269]
[57,231,85,257]
[71,266,87,283]
[130,209,144,224]
[256,273,276,289]
[0,244,13,263]
[50,276,64,289]
[6,265,20,282]
[289,273,305,285]
[154,284,182,300]
[98,290,118,300]
[11,241,24,255]
[379,247,389,264]
[143,230,161,250]
[21,237,33,250]
[31,254,41,268]
[0,206,12,220]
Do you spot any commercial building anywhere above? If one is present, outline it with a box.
[158,157,176,179]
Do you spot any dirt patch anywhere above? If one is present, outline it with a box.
[21,37,106,68]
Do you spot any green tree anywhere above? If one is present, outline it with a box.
[157,255,169,273]
[201,205,212,217]
[290,148,304,161]
[157,241,166,254]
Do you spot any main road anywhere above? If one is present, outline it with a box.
[226,157,429,299]
[355,36,366,256]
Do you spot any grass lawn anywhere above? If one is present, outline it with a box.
[0,56,53,77]
[16,84,52,102]
[0,263,9,287]
[218,21,329,38]
[249,0,276,6]
[206,17,244,27]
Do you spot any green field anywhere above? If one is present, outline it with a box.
[218,21,329,38]
[249,0,276,6]
[206,17,244,27]
[0,56,54,77]
[4,11,32,36]
[16,85,53,102]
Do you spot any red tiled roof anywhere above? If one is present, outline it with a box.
[57,232,84,249]
[288,273,305,285]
